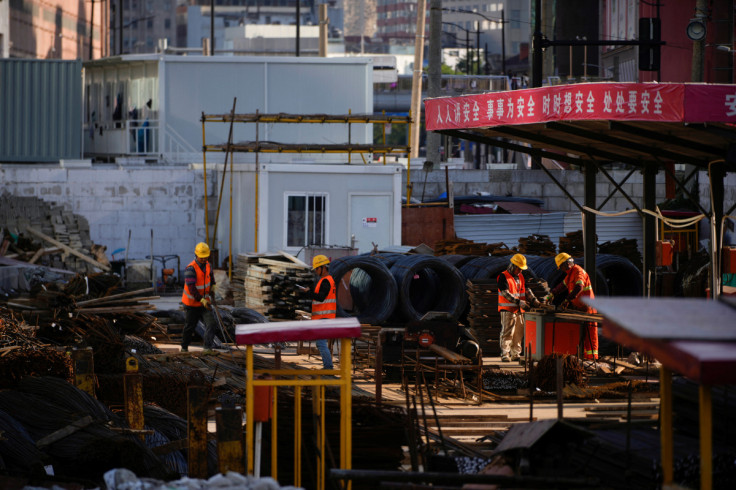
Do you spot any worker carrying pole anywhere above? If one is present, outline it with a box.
[547,253,599,364]
[497,253,541,362]
[180,242,218,353]
[297,255,336,370]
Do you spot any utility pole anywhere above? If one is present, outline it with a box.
[425,0,442,169]
[409,0,427,159]
[210,0,215,55]
[691,0,707,82]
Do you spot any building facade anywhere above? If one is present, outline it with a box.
[7,0,103,59]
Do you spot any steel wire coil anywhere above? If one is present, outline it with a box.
[0,409,47,472]
[458,256,511,282]
[389,254,467,321]
[437,254,478,269]
[329,255,398,324]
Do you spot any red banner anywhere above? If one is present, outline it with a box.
[425,83,736,131]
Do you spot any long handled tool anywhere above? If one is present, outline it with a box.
[210,299,238,350]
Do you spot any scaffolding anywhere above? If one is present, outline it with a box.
[200,108,413,275]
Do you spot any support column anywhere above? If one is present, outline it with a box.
[708,161,725,299]
[425,0,442,170]
[643,164,658,296]
[584,162,597,291]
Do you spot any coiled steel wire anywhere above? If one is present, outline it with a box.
[0,383,174,481]
[438,254,478,269]
[329,254,398,324]
[388,254,467,321]
[0,409,47,472]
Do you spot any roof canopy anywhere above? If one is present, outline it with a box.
[425,83,736,168]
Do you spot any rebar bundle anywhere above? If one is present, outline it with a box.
[533,354,586,392]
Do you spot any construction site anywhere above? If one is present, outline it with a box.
[1,54,736,490]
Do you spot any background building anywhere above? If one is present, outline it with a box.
[6,0,103,59]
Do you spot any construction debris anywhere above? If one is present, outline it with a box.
[0,192,108,273]
[434,238,514,256]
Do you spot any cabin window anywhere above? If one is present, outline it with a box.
[286,193,327,248]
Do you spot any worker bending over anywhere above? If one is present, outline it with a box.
[180,242,217,353]
[548,253,598,361]
[298,255,335,370]
[497,253,541,362]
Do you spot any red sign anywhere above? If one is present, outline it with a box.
[424,83,736,131]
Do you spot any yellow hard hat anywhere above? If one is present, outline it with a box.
[510,253,528,270]
[555,252,572,268]
[195,242,211,258]
[312,254,330,269]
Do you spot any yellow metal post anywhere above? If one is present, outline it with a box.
[271,388,278,478]
[216,405,245,474]
[201,114,210,244]
[188,379,209,478]
[71,347,96,398]
[341,336,353,486]
[659,366,674,485]
[123,357,144,441]
[246,345,255,473]
[294,386,302,488]
[699,385,713,490]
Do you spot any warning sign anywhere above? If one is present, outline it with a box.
[363,217,377,228]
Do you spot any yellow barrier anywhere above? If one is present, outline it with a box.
[238,318,360,490]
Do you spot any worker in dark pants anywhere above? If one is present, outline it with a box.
[298,254,335,369]
[180,242,217,353]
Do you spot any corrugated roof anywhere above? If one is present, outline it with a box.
[455,212,643,251]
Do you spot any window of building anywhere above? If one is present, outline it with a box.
[511,9,521,29]
[147,19,153,29]
[286,193,327,248]
[165,19,171,29]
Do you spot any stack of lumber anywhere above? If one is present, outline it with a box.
[518,234,556,256]
[434,238,514,256]
[598,238,642,271]
[231,253,250,306]
[240,253,312,319]
[0,192,109,273]
[465,279,501,355]
[558,230,593,257]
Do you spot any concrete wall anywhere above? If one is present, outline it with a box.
[405,168,669,211]
[0,163,207,273]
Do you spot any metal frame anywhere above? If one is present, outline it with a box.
[244,337,353,490]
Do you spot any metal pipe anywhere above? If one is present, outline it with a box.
[329,469,599,486]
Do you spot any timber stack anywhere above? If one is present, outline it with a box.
[238,254,312,319]
[518,234,557,256]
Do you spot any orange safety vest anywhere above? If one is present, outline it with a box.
[564,264,595,313]
[498,270,527,313]
[181,259,212,307]
[312,275,337,320]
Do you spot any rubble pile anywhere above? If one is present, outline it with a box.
[0,192,109,273]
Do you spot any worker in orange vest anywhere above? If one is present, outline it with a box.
[180,242,217,353]
[298,254,336,369]
[497,253,541,362]
[548,253,598,362]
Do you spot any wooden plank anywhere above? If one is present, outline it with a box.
[278,250,310,268]
[428,344,471,364]
[76,288,156,306]
[24,226,111,271]
[36,416,95,448]
[76,305,152,313]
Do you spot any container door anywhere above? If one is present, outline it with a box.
[349,194,392,253]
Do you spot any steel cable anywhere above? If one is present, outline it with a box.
[329,254,399,324]
[389,254,467,321]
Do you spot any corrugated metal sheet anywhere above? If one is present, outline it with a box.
[564,213,643,251]
[455,212,643,251]
[0,59,82,162]
[455,212,568,249]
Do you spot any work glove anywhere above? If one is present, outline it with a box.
[518,300,530,310]
[560,300,569,310]
[531,299,541,308]
[542,294,553,304]
[200,298,211,309]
